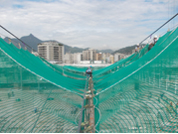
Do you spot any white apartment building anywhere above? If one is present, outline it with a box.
[102,53,111,63]
[64,53,74,64]
[73,53,82,64]
[64,53,82,64]
[38,41,64,64]
[114,53,125,62]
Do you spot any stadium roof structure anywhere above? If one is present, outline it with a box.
[0,27,178,133]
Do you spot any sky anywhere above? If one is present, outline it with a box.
[0,0,178,50]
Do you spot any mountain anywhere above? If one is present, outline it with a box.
[64,45,89,53]
[4,34,113,54]
[4,34,42,51]
[113,45,136,55]
[3,34,87,53]
[113,44,147,55]
[21,34,42,51]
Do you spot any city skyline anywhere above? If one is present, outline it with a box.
[0,0,178,50]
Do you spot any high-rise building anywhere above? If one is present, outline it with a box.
[102,53,111,63]
[96,53,102,61]
[64,53,82,64]
[82,49,96,61]
[82,50,89,60]
[110,55,114,64]
[38,41,64,63]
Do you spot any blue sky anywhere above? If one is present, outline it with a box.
[0,0,177,50]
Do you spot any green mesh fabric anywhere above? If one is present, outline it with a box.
[0,39,86,93]
[93,45,149,82]
[95,28,178,132]
[0,27,178,133]
[39,57,104,80]
[0,39,84,132]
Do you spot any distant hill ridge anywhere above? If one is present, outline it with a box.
[113,43,147,55]
[4,34,114,54]
[113,45,136,55]
[4,34,143,54]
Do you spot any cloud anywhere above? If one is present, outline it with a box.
[0,0,177,50]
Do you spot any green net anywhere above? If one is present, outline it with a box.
[0,38,85,132]
[0,27,178,133]
[95,28,178,132]
[39,57,104,80]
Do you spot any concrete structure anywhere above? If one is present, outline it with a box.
[94,61,102,64]
[32,51,39,56]
[38,41,64,64]
[79,61,91,64]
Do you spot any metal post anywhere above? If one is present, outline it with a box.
[88,77,95,132]
[79,77,95,133]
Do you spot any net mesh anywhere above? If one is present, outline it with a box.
[95,28,178,133]
[0,27,178,133]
